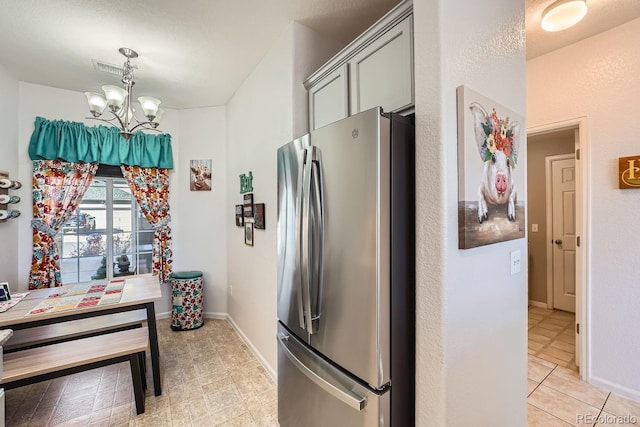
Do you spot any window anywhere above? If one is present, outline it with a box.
[56,174,154,284]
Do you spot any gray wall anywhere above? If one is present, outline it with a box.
[527,131,575,304]
[0,65,19,287]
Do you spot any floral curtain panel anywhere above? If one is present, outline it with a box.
[30,160,98,289]
[121,165,173,282]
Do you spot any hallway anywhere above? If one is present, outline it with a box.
[527,307,640,426]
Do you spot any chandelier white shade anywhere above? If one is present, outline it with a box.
[84,48,163,139]
[541,0,588,32]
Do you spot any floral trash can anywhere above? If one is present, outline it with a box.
[170,271,204,331]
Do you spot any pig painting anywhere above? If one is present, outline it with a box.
[190,160,212,191]
[457,86,525,249]
[469,102,520,223]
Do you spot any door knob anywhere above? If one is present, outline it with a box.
[554,239,562,245]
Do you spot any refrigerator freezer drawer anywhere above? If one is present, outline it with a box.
[278,325,390,427]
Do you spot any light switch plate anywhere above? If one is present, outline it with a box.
[510,250,521,275]
[532,224,538,232]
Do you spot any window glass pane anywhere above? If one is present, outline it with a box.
[58,176,152,283]
[113,179,134,277]
[58,179,107,284]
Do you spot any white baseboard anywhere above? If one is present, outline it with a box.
[589,375,640,402]
[225,315,277,381]
[156,311,226,320]
[203,311,227,320]
[528,300,548,309]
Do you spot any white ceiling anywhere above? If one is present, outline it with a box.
[526,0,640,59]
[0,0,638,110]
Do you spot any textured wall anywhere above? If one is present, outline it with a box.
[175,106,228,316]
[414,0,528,425]
[528,17,640,400]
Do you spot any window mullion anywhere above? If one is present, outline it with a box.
[106,179,114,281]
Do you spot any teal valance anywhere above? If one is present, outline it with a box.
[28,116,174,169]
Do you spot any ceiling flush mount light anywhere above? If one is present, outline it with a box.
[85,47,164,140]
[541,0,588,32]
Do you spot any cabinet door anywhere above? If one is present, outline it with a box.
[308,64,349,131]
[349,15,413,115]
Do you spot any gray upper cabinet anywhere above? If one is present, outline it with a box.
[349,16,413,115]
[309,64,349,131]
[304,1,413,131]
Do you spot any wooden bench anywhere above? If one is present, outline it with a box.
[3,310,147,352]
[1,327,149,415]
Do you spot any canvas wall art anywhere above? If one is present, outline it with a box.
[457,85,526,249]
[190,160,212,191]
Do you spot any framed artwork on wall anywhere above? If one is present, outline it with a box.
[244,222,254,246]
[243,193,254,218]
[235,205,244,226]
[457,85,525,249]
[254,203,265,229]
[190,160,212,191]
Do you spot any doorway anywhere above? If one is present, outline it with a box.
[527,118,589,379]
[547,154,576,313]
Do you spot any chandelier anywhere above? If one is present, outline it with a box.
[84,47,164,140]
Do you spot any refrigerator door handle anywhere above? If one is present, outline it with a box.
[277,332,367,411]
[294,150,308,332]
[309,149,324,333]
[301,149,313,334]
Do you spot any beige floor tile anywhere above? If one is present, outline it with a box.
[529,332,553,344]
[528,339,545,352]
[215,412,257,427]
[529,307,554,316]
[604,393,640,422]
[549,338,575,353]
[542,366,609,408]
[530,327,560,339]
[528,379,540,396]
[537,322,565,333]
[529,385,600,425]
[529,354,557,368]
[551,310,575,319]
[543,317,573,326]
[539,346,574,363]
[555,335,576,347]
[528,404,573,426]
[528,360,555,383]
[537,354,573,367]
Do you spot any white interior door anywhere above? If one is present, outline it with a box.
[551,156,576,313]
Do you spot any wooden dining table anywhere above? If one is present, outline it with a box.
[0,275,163,396]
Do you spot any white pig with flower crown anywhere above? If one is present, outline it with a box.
[469,102,521,224]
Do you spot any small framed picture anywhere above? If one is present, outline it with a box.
[254,203,265,229]
[189,160,212,191]
[235,205,244,227]
[243,193,254,218]
[244,222,254,246]
[0,282,11,301]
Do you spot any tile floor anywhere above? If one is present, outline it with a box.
[528,307,640,426]
[4,318,278,426]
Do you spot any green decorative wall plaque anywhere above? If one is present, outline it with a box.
[240,171,253,194]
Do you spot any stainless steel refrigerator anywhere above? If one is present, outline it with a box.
[277,107,415,426]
